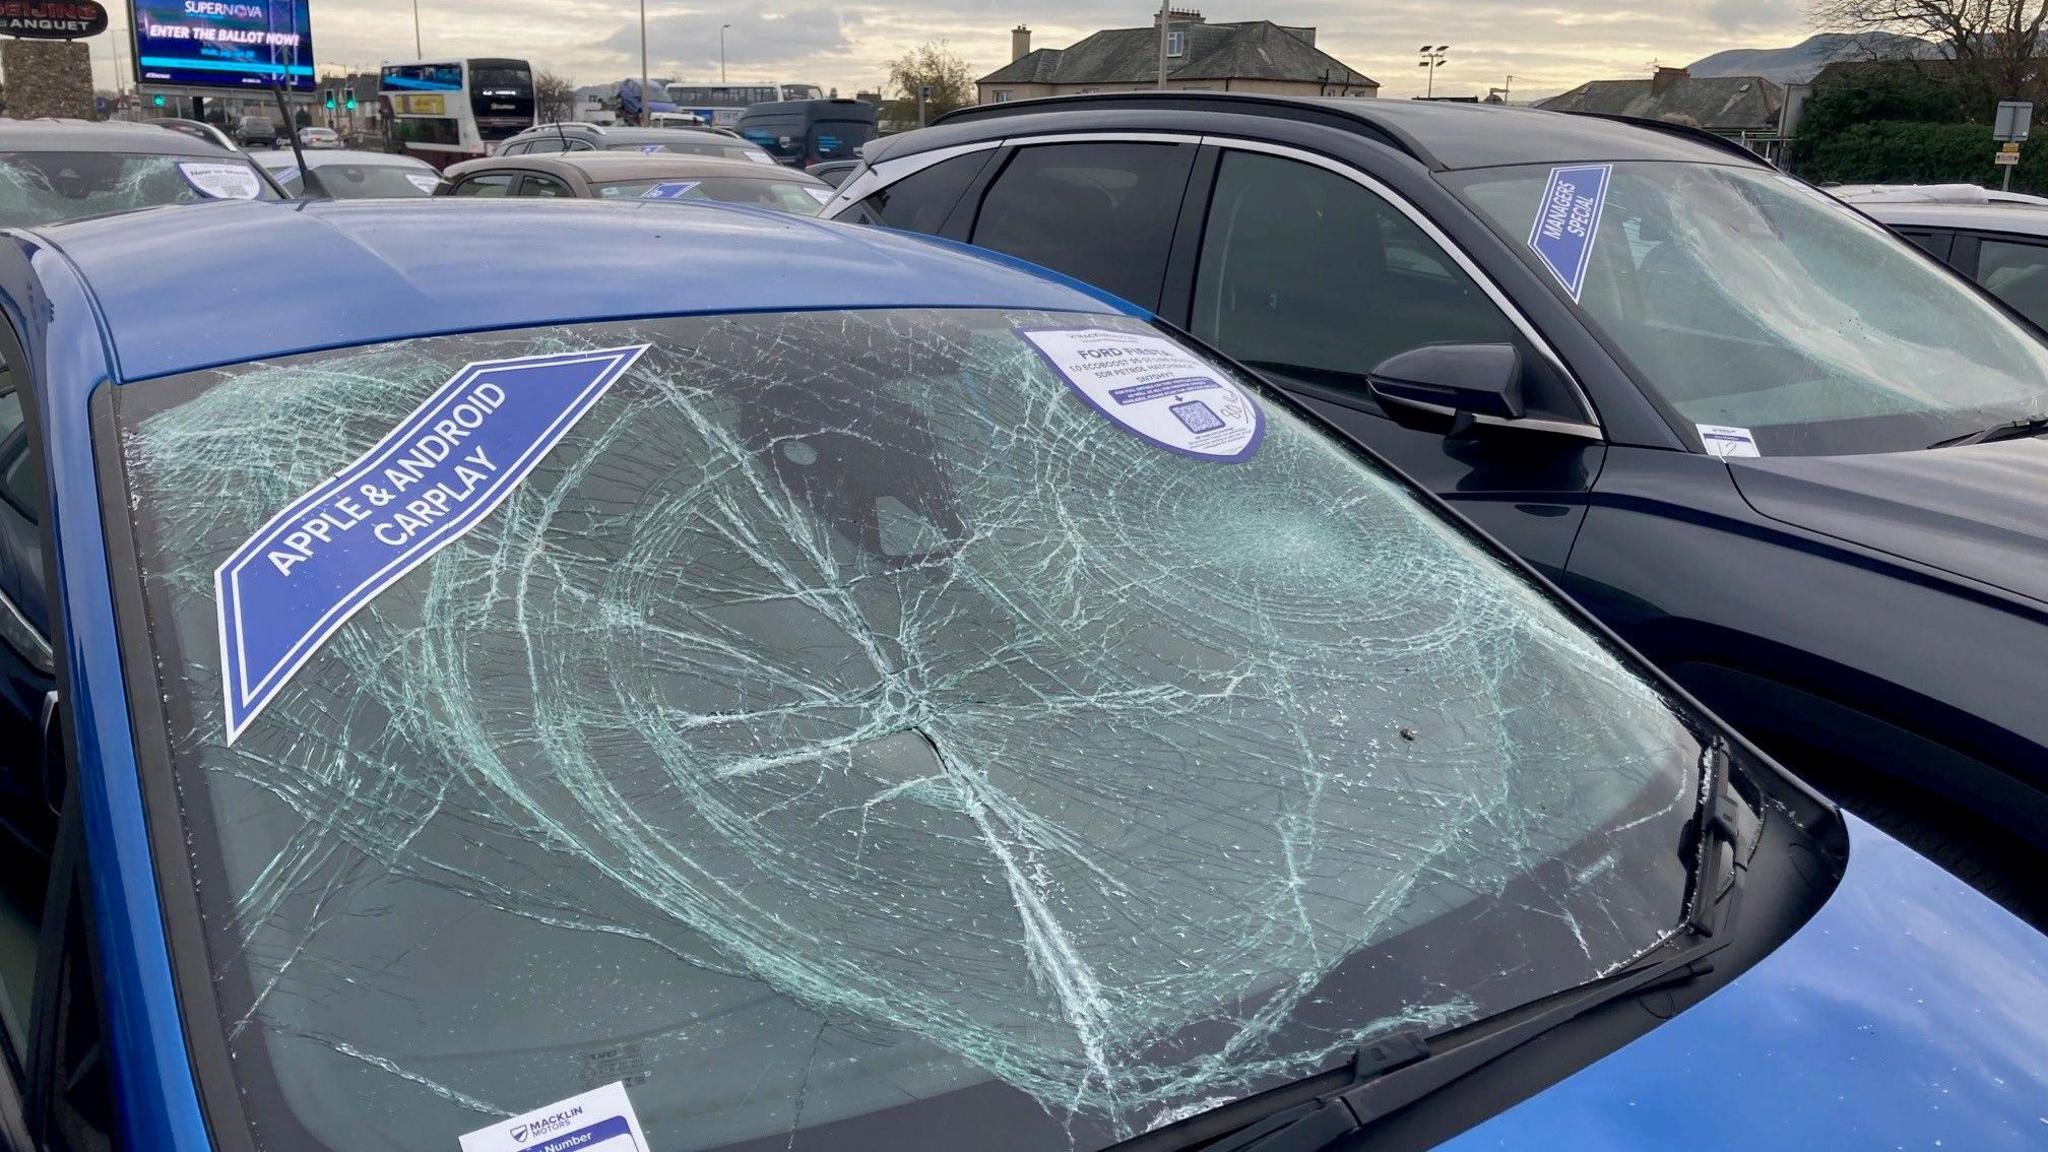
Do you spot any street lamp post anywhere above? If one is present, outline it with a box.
[1417,44,1449,99]
[639,0,649,125]
[412,0,421,57]
[721,24,731,84]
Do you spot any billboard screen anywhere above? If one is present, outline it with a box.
[131,0,314,91]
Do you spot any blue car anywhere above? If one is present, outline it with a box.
[0,198,2041,1152]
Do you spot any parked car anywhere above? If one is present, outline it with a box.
[824,93,2048,887]
[440,152,833,213]
[248,148,443,198]
[4,192,2044,1152]
[806,158,861,187]
[1829,182,2048,206]
[234,114,280,149]
[736,97,877,167]
[0,119,282,233]
[496,121,774,163]
[297,126,342,150]
[1854,196,2048,331]
[144,117,239,153]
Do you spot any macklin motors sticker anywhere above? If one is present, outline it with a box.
[213,344,648,742]
[458,1081,650,1152]
[177,161,263,200]
[1017,326,1263,462]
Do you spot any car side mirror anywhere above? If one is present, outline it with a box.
[1367,343,1524,435]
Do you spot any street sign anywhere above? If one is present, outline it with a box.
[1995,151,2021,166]
[1995,100,2032,142]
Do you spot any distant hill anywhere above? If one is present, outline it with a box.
[1687,32,1940,85]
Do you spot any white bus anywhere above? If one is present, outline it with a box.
[379,58,536,168]
[662,83,824,128]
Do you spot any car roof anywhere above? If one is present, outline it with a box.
[511,124,728,143]
[895,92,1761,172]
[0,118,242,155]
[248,148,432,169]
[28,198,1132,384]
[449,152,817,182]
[1855,199,2048,235]
[1828,182,2048,206]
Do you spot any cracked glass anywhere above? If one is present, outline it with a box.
[108,308,1706,1152]
[0,152,277,229]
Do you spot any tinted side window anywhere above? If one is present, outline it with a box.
[1976,237,2048,329]
[525,137,568,155]
[518,174,573,198]
[969,143,1196,311]
[1192,151,1550,406]
[861,151,990,233]
[451,173,514,197]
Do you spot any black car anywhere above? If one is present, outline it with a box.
[824,93,2048,881]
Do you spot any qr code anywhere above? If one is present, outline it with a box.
[1170,400,1225,434]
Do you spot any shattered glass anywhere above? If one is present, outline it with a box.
[110,309,1704,1152]
[0,152,275,229]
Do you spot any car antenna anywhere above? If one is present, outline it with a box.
[269,76,330,199]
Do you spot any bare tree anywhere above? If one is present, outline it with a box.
[535,71,577,124]
[1810,0,2048,106]
[882,40,975,124]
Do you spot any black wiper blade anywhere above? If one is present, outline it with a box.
[1928,412,2048,449]
[1194,741,1748,1152]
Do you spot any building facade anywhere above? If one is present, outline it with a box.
[977,11,1376,105]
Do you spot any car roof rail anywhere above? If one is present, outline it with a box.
[932,92,1424,166]
[1560,112,1775,168]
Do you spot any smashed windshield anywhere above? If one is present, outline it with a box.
[1451,162,2048,455]
[0,151,277,227]
[109,308,1704,1152]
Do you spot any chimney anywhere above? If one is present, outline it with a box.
[1651,65,1689,96]
[1153,8,1204,25]
[1012,24,1032,61]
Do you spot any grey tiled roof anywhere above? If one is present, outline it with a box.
[979,21,1374,88]
[1536,75,1784,132]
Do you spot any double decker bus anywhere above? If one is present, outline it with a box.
[379,58,536,167]
[662,82,823,128]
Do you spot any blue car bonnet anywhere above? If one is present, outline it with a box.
[1442,816,2048,1151]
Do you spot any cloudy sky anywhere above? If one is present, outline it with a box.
[88,0,1815,102]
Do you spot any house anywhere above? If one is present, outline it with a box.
[976,11,1376,106]
[1538,66,1784,136]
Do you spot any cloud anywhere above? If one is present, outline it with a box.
[1703,0,1805,32]
[595,3,857,79]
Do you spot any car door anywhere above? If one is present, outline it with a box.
[1177,146,1604,575]
[0,367,53,856]
[512,172,575,198]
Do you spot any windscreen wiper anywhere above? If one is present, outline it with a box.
[1182,741,1747,1152]
[1928,412,2048,449]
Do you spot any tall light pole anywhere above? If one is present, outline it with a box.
[639,0,649,124]
[412,0,421,57]
[1418,44,1448,99]
[1156,0,1169,89]
[721,23,731,84]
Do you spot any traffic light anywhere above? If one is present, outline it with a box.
[324,90,336,110]
[152,94,166,108]
[345,89,357,111]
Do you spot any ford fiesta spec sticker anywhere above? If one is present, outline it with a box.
[1696,422,1761,458]
[178,161,263,200]
[1527,164,1611,302]
[1018,327,1263,461]
[459,1081,650,1152]
[214,344,649,742]
[640,180,699,200]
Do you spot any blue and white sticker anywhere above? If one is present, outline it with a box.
[802,185,834,205]
[1527,164,1611,301]
[639,180,699,200]
[1018,327,1262,461]
[741,150,777,165]
[459,1081,650,1152]
[1696,422,1761,458]
[214,345,648,742]
[178,161,263,200]
[638,143,666,154]
[403,171,442,192]
[271,164,301,186]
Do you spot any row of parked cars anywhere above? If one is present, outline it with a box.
[0,95,2043,1152]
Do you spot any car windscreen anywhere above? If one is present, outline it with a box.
[809,119,874,162]
[595,175,828,213]
[1449,161,2048,455]
[107,308,1705,1152]
[279,162,439,198]
[0,151,278,225]
[604,139,766,160]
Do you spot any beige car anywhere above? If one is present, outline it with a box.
[438,151,834,215]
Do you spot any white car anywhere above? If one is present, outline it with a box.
[297,126,342,150]
[1850,189,2048,330]
[1828,182,2048,206]
[248,148,444,198]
